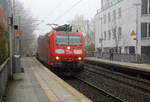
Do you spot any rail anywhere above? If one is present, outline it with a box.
[75,77,125,102]
[0,58,10,102]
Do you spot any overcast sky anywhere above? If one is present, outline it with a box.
[18,0,101,36]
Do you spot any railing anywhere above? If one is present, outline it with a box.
[87,52,147,63]
[0,58,10,102]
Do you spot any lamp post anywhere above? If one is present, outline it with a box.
[133,3,141,63]
[100,17,103,57]
[8,0,14,78]
[99,38,103,57]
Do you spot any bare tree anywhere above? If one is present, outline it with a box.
[14,0,37,55]
[111,22,118,53]
[121,30,131,54]
[110,15,124,53]
[68,15,95,46]
[85,19,95,45]
[68,15,87,33]
[111,18,132,54]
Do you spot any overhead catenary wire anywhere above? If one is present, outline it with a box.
[44,1,63,22]
[33,0,84,36]
[54,0,84,23]
[32,0,64,26]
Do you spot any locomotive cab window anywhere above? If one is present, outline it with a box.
[56,34,81,45]
[69,35,81,45]
[56,35,68,45]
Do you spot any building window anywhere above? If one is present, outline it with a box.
[108,30,111,40]
[104,15,106,24]
[101,0,123,10]
[118,8,122,18]
[142,0,150,15]
[118,27,122,39]
[149,0,150,14]
[129,47,135,54]
[141,23,150,38]
[99,38,103,43]
[149,23,150,36]
[108,12,111,22]
[113,10,116,20]
[112,28,116,39]
[104,31,107,40]
[125,47,129,54]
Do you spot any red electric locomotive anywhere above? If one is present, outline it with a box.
[37,25,85,75]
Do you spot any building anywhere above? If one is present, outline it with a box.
[95,0,150,58]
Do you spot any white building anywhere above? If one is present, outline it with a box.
[95,0,150,57]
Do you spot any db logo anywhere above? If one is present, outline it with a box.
[66,50,72,54]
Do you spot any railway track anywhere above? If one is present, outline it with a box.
[74,77,125,102]
[84,64,150,94]
[65,77,124,102]
[77,64,150,102]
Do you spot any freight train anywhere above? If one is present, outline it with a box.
[37,25,85,76]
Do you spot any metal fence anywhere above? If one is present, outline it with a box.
[0,59,10,102]
[100,53,137,63]
[87,52,150,64]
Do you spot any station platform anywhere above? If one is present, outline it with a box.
[85,57,150,73]
[3,57,92,102]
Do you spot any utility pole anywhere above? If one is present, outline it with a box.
[19,16,22,55]
[13,0,16,54]
[87,20,90,45]
[8,0,14,79]
[134,3,141,63]
[16,16,21,55]
[100,17,103,57]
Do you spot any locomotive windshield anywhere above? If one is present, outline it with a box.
[56,35,68,45]
[56,35,81,45]
[69,35,81,45]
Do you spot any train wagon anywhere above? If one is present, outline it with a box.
[37,25,85,76]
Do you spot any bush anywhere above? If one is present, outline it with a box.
[85,44,95,54]
[0,24,9,65]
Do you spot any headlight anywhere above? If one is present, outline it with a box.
[56,56,60,60]
[56,49,64,54]
[74,50,82,54]
[67,46,71,50]
[78,57,82,60]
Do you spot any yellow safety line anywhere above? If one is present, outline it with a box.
[31,67,60,102]
[33,58,93,102]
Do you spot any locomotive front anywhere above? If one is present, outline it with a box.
[51,32,85,74]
